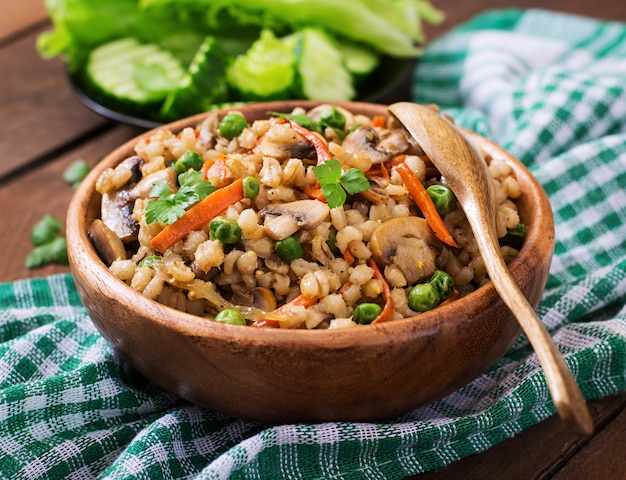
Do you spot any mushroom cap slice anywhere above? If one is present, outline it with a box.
[101,166,177,243]
[342,126,411,164]
[256,122,315,161]
[88,219,127,266]
[370,217,441,284]
[260,200,330,231]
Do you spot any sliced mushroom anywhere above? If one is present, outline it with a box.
[310,235,335,265]
[196,111,220,151]
[256,122,315,160]
[231,287,277,312]
[342,126,411,164]
[370,217,441,284]
[260,200,330,240]
[359,176,390,204]
[88,219,127,266]
[101,164,177,243]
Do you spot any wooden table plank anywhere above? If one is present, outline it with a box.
[0,0,48,42]
[0,124,142,283]
[553,400,626,479]
[0,26,109,179]
[409,392,626,479]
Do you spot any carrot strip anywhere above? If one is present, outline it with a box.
[253,294,319,328]
[150,178,244,253]
[343,248,355,265]
[301,185,326,201]
[380,162,389,181]
[288,120,332,165]
[371,115,386,128]
[338,281,353,295]
[364,166,383,177]
[368,258,394,324]
[396,162,458,248]
[389,154,406,167]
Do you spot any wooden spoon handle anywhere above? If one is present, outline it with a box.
[476,230,594,438]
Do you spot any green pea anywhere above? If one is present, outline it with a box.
[320,106,346,130]
[219,112,248,140]
[215,308,246,325]
[429,270,455,300]
[175,150,203,174]
[426,184,457,217]
[408,283,440,312]
[242,176,260,198]
[499,223,527,250]
[326,226,339,255]
[275,236,303,263]
[353,303,382,325]
[209,217,242,244]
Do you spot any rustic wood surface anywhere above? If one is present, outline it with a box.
[1,2,625,479]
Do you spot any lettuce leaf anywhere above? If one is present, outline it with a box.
[139,0,443,57]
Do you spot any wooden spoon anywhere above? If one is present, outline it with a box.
[389,102,593,438]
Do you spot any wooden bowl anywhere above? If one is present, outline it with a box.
[66,101,554,423]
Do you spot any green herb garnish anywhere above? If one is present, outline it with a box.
[145,170,215,225]
[26,215,68,268]
[312,159,370,208]
[63,159,91,188]
[270,108,347,138]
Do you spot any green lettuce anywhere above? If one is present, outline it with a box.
[139,0,443,57]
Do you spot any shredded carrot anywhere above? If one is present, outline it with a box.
[363,166,383,177]
[380,162,389,180]
[395,162,458,248]
[343,248,355,265]
[338,281,353,295]
[150,178,244,253]
[368,258,394,324]
[253,294,319,328]
[288,120,332,165]
[371,115,386,128]
[389,155,407,167]
[301,185,326,201]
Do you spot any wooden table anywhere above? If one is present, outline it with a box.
[1,2,625,479]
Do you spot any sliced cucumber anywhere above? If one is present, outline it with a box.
[161,36,231,121]
[337,39,380,79]
[85,37,185,109]
[226,29,296,101]
[295,28,355,101]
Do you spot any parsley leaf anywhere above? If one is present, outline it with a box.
[145,169,215,225]
[63,159,91,188]
[312,159,370,208]
[26,216,68,269]
[269,112,322,132]
[340,167,371,194]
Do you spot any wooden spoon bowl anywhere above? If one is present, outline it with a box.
[66,101,554,423]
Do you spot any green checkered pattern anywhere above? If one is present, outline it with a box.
[2,9,626,479]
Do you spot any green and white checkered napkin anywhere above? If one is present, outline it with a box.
[2,8,626,479]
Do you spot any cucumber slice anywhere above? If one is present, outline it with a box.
[85,38,185,108]
[226,29,296,101]
[337,39,380,79]
[161,36,231,121]
[295,28,355,101]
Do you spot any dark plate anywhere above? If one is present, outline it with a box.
[68,56,415,130]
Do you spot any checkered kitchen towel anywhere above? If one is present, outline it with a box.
[2,8,626,480]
